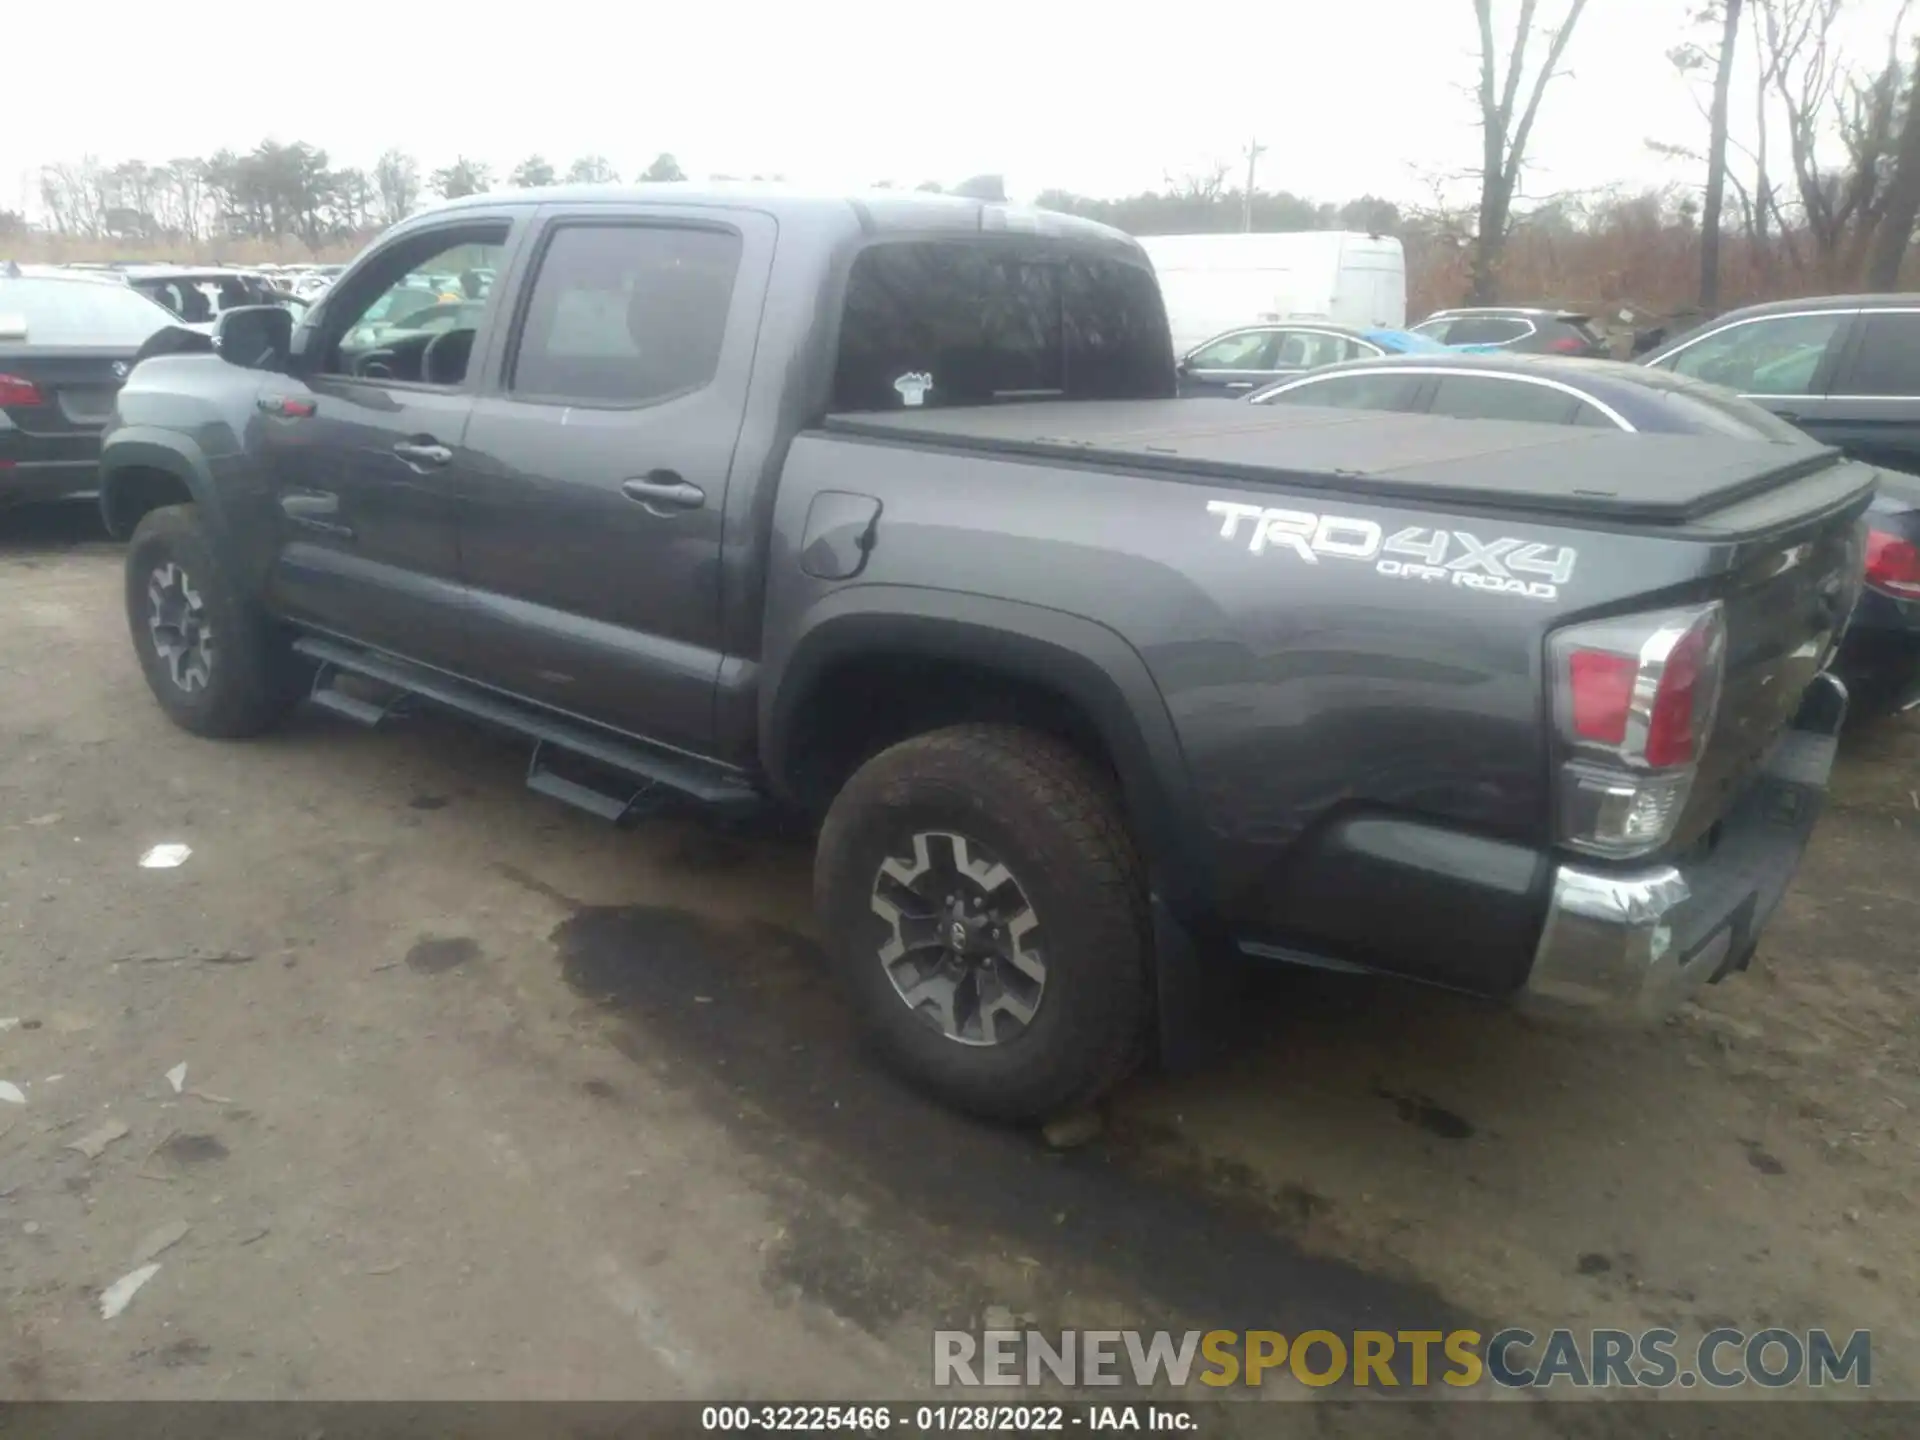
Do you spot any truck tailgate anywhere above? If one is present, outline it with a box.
[1673,469,1870,848]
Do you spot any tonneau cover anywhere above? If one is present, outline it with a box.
[822,399,1844,524]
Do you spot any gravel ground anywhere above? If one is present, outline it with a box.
[1,502,1915,1431]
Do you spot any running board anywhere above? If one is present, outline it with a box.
[292,636,761,816]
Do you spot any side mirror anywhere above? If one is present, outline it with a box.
[1175,355,1193,375]
[212,305,293,371]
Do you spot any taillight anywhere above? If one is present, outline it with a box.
[1864,529,1920,599]
[0,373,45,406]
[1549,603,1726,858]
[1547,336,1590,355]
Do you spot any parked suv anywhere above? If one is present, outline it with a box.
[1413,306,1608,357]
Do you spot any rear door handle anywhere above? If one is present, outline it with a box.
[280,490,352,538]
[621,472,706,512]
[392,439,452,468]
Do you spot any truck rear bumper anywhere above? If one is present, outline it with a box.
[1523,671,1846,1017]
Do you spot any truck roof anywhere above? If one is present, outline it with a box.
[824,399,1848,524]
[426,183,1143,248]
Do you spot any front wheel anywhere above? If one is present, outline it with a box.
[125,504,303,738]
[814,724,1153,1122]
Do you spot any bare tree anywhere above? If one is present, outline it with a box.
[1468,0,1593,304]
[1869,39,1920,287]
[1755,0,1857,278]
[1166,163,1231,203]
[431,157,492,201]
[1700,1,1746,309]
[373,149,420,226]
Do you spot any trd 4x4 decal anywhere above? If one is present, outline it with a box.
[1205,500,1578,602]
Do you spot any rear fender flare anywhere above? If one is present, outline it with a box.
[761,587,1212,917]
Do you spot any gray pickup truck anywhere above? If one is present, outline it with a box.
[99,187,1868,1122]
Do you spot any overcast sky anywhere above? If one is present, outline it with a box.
[6,0,1913,214]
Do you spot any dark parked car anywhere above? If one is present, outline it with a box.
[1641,295,1920,711]
[1175,321,1448,397]
[1638,295,1920,473]
[1412,306,1609,357]
[1251,352,1916,712]
[95,188,1864,1121]
[122,267,304,326]
[0,265,189,507]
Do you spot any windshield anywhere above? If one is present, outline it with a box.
[0,277,180,345]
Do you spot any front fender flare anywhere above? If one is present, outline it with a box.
[97,427,226,542]
[761,586,1213,918]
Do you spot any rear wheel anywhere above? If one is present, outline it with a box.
[125,504,303,738]
[815,724,1153,1122]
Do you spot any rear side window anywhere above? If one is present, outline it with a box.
[1188,330,1278,370]
[832,242,1172,410]
[1443,317,1533,346]
[1428,376,1582,425]
[511,223,742,405]
[1257,373,1425,410]
[1840,312,1920,397]
[1659,312,1846,395]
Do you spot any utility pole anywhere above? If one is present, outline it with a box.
[1241,138,1266,232]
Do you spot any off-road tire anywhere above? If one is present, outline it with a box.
[815,723,1154,1122]
[125,504,303,738]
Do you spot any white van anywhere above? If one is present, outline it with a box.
[1136,232,1408,358]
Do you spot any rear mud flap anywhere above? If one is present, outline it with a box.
[1152,896,1251,1073]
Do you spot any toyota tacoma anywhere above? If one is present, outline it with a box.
[99,187,1868,1121]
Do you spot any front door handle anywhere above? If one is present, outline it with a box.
[621,472,706,512]
[393,439,452,468]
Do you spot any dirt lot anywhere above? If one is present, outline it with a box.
[2,503,1916,1426]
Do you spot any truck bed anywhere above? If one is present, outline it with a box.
[823,399,1845,525]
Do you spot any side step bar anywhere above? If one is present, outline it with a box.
[294,636,761,819]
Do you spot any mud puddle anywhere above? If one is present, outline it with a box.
[552,901,1468,1390]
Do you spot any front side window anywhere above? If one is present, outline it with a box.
[1272,330,1370,369]
[1658,312,1847,395]
[832,241,1171,411]
[1189,331,1278,371]
[1255,373,1425,410]
[509,223,742,405]
[0,278,179,344]
[1427,375,1583,425]
[327,229,507,383]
